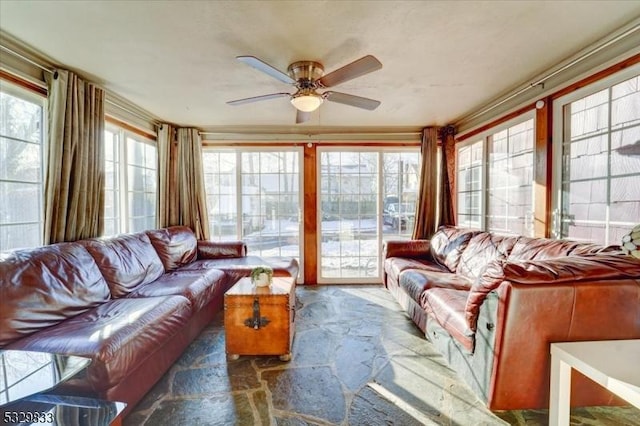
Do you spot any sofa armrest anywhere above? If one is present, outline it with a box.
[478,256,640,409]
[196,240,247,259]
[465,254,640,332]
[383,239,432,260]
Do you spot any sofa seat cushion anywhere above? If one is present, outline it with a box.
[7,295,192,392]
[421,288,474,353]
[0,243,111,346]
[146,226,197,271]
[128,268,227,311]
[180,255,299,283]
[80,232,165,298]
[400,269,473,302]
[385,257,446,287]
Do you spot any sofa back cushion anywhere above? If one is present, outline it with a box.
[0,243,111,346]
[79,232,165,298]
[465,253,640,333]
[146,226,197,271]
[508,237,618,261]
[456,233,519,281]
[430,226,480,272]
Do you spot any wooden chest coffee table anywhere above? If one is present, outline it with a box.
[224,276,296,361]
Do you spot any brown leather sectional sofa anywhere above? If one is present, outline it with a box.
[383,226,640,410]
[0,226,298,414]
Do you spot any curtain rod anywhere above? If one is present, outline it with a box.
[198,131,422,136]
[197,132,422,142]
[104,98,162,128]
[458,20,640,123]
[0,44,54,74]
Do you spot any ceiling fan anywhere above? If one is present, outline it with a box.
[227,54,383,123]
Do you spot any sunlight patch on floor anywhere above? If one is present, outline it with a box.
[367,382,442,426]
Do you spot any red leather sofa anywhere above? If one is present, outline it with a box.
[0,226,298,414]
[383,226,640,410]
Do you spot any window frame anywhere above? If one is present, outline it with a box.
[456,138,485,229]
[124,134,157,233]
[202,146,305,279]
[456,110,536,234]
[0,80,47,250]
[103,124,157,236]
[551,63,640,243]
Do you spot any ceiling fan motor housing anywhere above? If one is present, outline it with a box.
[287,61,324,88]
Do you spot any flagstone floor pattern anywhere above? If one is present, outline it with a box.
[123,285,639,425]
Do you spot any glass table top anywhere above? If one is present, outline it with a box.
[0,350,91,407]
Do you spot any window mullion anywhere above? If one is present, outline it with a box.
[377,152,384,258]
[236,151,243,238]
[481,138,488,231]
[605,86,613,245]
[119,130,128,233]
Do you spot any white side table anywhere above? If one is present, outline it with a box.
[549,339,640,426]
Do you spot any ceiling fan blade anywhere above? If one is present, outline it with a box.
[296,110,311,124]
[318,55,382,88]
[236,56,295,84]
[324,91,381,110]
[227,92,291,106]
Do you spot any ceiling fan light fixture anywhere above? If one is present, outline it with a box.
[291,93,323,112]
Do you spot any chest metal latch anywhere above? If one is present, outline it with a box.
[244,297,270,330]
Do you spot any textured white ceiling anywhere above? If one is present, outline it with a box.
[1,1,639,132]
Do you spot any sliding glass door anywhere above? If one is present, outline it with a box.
[318,148,420,283]
[202,148,303,269]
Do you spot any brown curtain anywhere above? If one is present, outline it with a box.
[412,127,439,240]
[438,126,456,227]
[176,128,210,240]
[44,69,105,244]
[157,123,179,227]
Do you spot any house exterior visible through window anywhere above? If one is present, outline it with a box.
[553,66,640,245]
[103,126,157,236]
[202,148,303,270]
[0,82,45,250]
[456,113,535,236]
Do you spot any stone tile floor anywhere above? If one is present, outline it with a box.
[124,285,639,425]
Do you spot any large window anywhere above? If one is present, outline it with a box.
[456,115,535,236]
[126,136,157,232]
[318,148,421,282]
[457,140,483,229]
[553,67,640,244]
[103,127,157,236]
[486,119,534,236]
[0,83,45,251]
[202,149,302,266]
